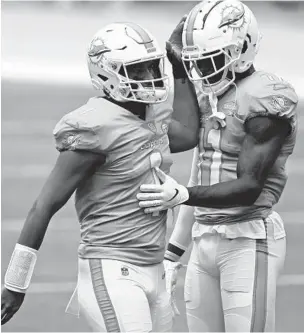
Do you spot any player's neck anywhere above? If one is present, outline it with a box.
[105,98,147,120]
[217,66,256,100]
[235,65,256,83]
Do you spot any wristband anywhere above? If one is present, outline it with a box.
[165,242,187,262]
[5,244,37,293]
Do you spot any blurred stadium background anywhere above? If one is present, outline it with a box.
[1,1,304,331]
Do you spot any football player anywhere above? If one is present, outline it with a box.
[1,22,200,332]
[137,1,299,331]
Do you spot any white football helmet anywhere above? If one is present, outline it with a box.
[182,0,262,96]
[87,22,169,104]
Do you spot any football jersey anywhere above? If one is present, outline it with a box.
[192,70,298,239]
[53,97,173,265]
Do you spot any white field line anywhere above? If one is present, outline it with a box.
[3,61,304,94]
[1,274,304,295]
[2,62,91,87]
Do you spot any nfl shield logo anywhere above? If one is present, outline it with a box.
[121,266,129,276]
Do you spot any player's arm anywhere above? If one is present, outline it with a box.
[165,147,198,262]
[166,15,200,153]
[162,149,198,318]
[1,150,105,325]
[168,78,200,153]
[17,150,105,249]
[185,116,290,208]
[138,116,291,213]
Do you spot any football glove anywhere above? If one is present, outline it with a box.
[166,16,187,79]
[137,167,189,214]
[163,259,182,318]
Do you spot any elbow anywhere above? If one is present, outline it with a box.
[180,123,200,150]
[239,179,263,206]
[182,137,198,151]
[188,132,199,150]
[170,140,197,153]
[174,131,199,153]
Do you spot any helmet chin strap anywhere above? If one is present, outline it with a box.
[207,79,239,130]
[208,92,226,130]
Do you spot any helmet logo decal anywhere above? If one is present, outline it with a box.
[218,4,246,30]
[88,37,111,60]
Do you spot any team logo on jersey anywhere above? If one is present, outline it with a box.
[218,3,246,31]
[147,122,157,133]
[270,95,293,113]
[61,133,81,150]
[222,101,238,116]
[121,266,129,276]
[140,121,169,150]
[161,123,169,134]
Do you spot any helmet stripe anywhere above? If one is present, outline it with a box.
[185,4,203,46]
[123,22,155,52]
[185,0,223,46]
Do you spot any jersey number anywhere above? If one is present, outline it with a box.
[199,128,223,186]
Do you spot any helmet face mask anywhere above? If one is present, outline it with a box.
[182,0,261,96]
[182,44,241,95]
[87,23,169,104]
[117,57,169,103]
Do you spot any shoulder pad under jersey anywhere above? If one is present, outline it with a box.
[244,71,298,125]
[53,97,121,153]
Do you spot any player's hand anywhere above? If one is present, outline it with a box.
[137,167,189,213]
[166,15,187,79]
[163,259,182,318]
[1,288,25,325]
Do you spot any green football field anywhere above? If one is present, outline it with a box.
[1,81,304,332]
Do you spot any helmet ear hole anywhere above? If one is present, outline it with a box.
[98,74,109,82]
[241,40,248,54]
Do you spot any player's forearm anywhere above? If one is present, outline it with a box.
[4,200,59,295]
[17,199,62,250]
[170,205,194,248]
[185,177,262,208]
[165,205,194,262]
[172,78,200,142]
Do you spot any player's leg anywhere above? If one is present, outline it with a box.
[255,215,286,332]
[77,258,153,332]
[150,263,173,332]
[219,218,286,332]
[185,235,225,332]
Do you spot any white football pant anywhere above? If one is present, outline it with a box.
[185,214,286,332]
[67,258,172,332]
